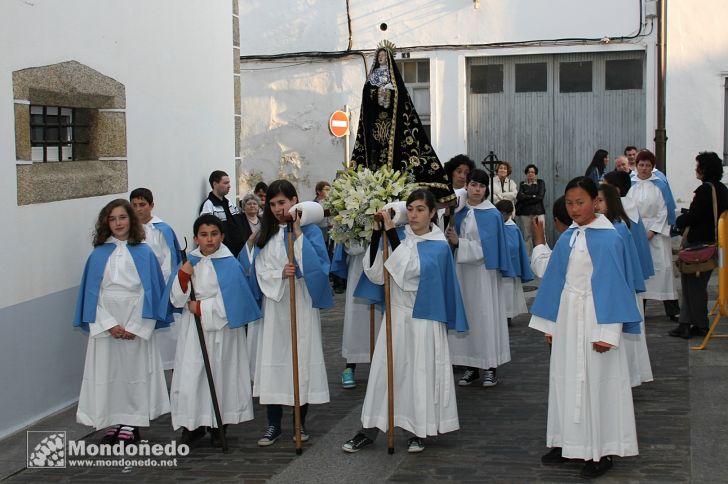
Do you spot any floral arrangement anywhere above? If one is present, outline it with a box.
[324,165,416,249]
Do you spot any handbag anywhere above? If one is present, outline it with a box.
[675,183,718,275]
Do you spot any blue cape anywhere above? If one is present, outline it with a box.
[152,221,182,271]
[163,252,261,329]
[530,225,642,334]
[237,244,262,305]
[503,223,534,282]
[613,221,646,293]
[283,224,334,309]
[330,243,348,280]
[455,206,512,275]
[73,243,168,332]
[352,227,406,308]
[626,216,655,280]
[631,176,676,226]
[353,228,469,332]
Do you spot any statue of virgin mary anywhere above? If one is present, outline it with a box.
[350,42,455,206]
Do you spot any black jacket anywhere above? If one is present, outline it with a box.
[516,179,546,216]
[676,181,728,245]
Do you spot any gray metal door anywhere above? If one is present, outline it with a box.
[467,51,646,238]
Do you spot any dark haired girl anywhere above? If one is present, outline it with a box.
[446,169,512,387]
[529,177,641,479]
[343,189,467,454]
[254,180,333,446]
[74,199,169,445]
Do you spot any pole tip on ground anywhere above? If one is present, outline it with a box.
[388,447,394,455]
[296,448,303,455]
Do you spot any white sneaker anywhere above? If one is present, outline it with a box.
[407,437,425,453]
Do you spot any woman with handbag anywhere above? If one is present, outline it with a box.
[670,152,728,338]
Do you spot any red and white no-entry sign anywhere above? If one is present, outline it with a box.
[329,110,349,138]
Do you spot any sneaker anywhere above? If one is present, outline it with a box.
[407,437,425,453]
[580,456,613,479]
[541,447,569,465]
[292,425,310,442]
[342,432,374,453]
[341,368,357,389]
[257,425,282,447]
[458,368,480,386]
[482,369,499,387]
[100,425,120,445]
[116,426,139,443]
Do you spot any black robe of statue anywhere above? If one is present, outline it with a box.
[350,48,455,206]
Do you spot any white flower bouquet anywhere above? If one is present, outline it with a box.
[324,165,416,249]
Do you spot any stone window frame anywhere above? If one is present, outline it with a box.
[13,60,128,205]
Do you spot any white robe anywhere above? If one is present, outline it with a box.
[342,244,382,363]
[240,244,261,379]
[143,216,178,370]
[529,219,638,461]
[530,243,552,279]
[503,219,529,318]
[360,225,459,437]
[627,177,678,300]
[253,228,330,406]
[448,200,510,369]
[76,237,170,429]
[619,198,654,387]
[169,245,254,430]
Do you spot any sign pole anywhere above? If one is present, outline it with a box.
[344,104,350,169]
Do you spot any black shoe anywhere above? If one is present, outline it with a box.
[580,456,613,479]
[541,447,569,465]
[690,326,708,337]
[668,324,691,339]
[99,425,120,445]
[342,432,374,453]
[208,425,228,447]
[668,315,679,322]
[179,426,206,445]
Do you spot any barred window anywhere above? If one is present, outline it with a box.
[30,105,89,162]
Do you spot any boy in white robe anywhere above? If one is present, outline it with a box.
[168,214,260,446]
[130,187,181,370]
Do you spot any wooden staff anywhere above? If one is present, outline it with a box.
[180,239,227,452]
[382,229,395,454]
[287,218,303,455]
[369,304,375,360]
[373,208,397,454]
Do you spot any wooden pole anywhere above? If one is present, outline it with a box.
[369,304,375,360]
[382,230,395,454]
[287,222,303,455]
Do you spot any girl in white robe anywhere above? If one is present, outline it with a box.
[446,169,511,387]
[74,199,170,444]
[342,189,466,454]
[530,177,639,479]
[169,214,260,445]
[254,181,333,446]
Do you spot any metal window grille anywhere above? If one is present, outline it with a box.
[30,105,89,162]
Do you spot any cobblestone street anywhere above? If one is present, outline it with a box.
[3,290,728,483]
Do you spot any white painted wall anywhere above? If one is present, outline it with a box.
[241,0,642,55]
[240,0,652,197]
[0,0,234,437]
[666,0,728,205]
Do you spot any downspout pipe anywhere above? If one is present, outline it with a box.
[655,0,667,173]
